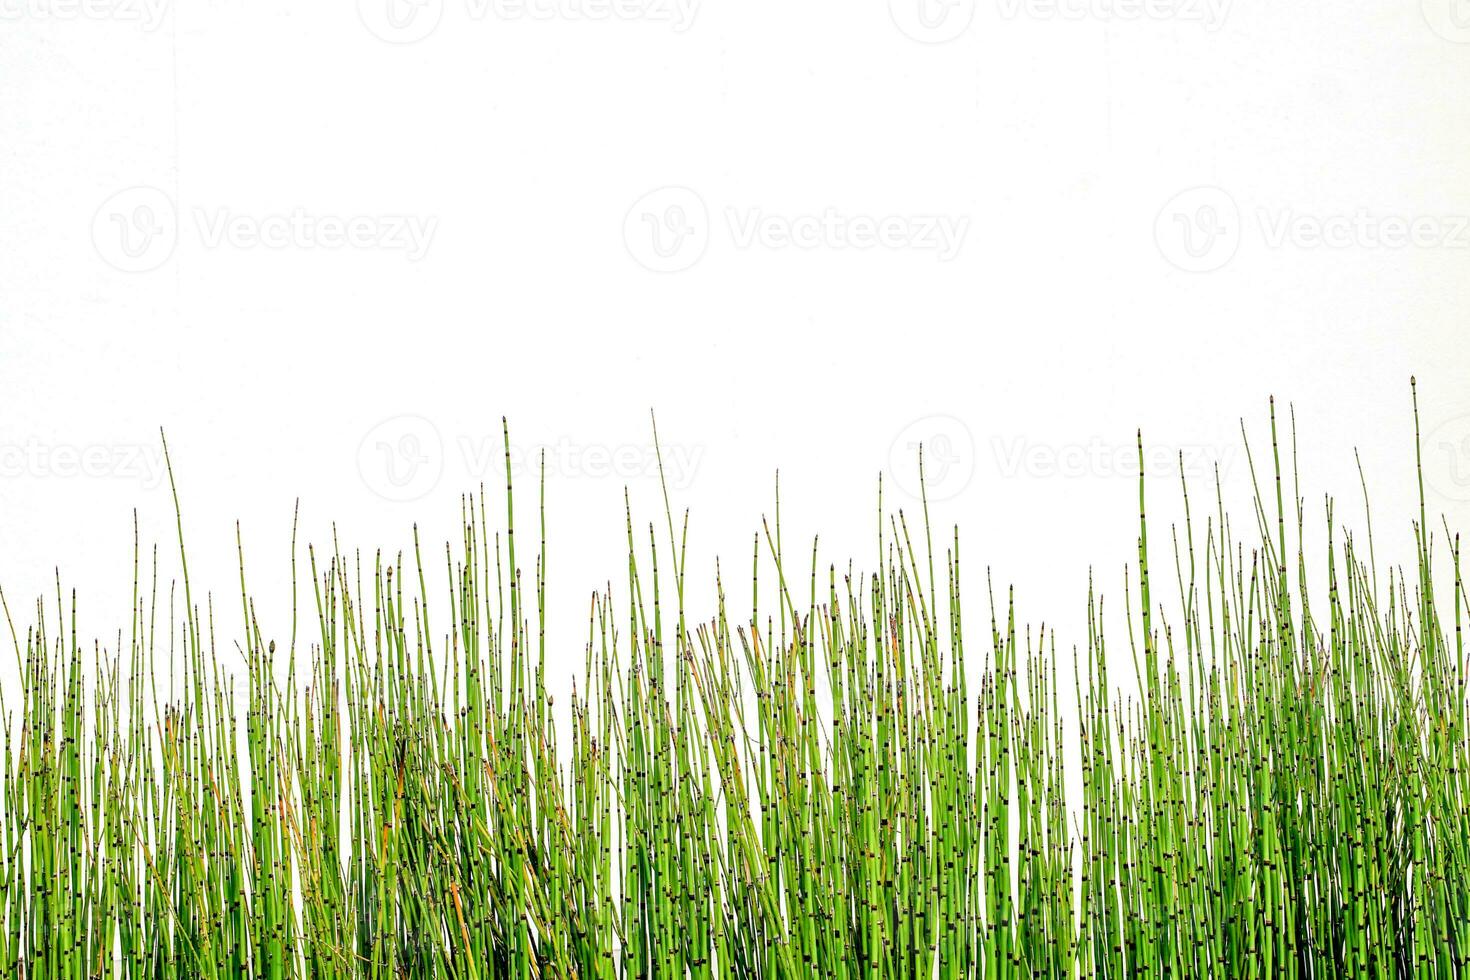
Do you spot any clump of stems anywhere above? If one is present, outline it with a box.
[0,390,1466,978]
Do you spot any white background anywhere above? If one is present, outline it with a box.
[2,1,1469,694]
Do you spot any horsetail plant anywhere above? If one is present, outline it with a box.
[0,387,1466,978]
